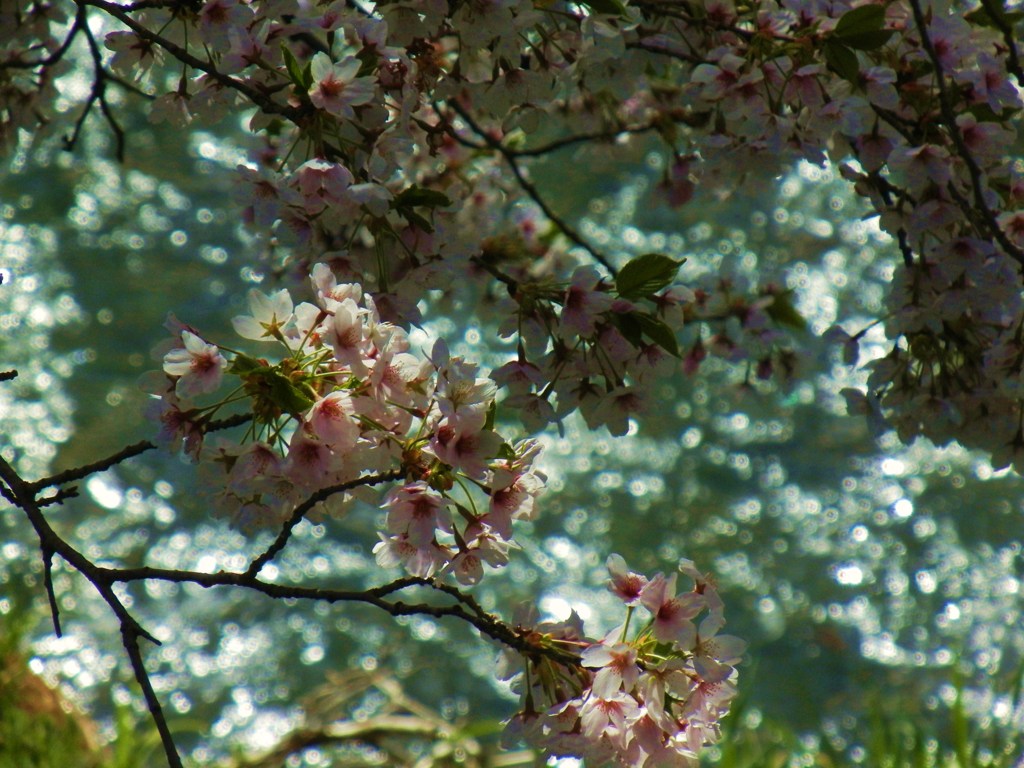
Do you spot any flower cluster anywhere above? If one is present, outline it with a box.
[502,555,744,766]
[143,264,544,584]
[4,0,814,438]
[8,0,1024,762]
[3,0,1010,463]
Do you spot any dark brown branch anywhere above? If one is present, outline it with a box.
[626,38,702,65]
[429,579,493,622]
[0,370,18,382]
[469,256,519,295]
[105,565,583,667]
[29,438,154,493]
[907,0,1024,267]
[506,123,658,158]
[81,19,127,161]
[28,413,251,494]
[241,716,450,768]
[42,546,62,637]
[0,4,86,70]
[445,101,618,275]
[81,0,305,123]
[38,486,80,507]
[121,623,183,768]
[978,0,1024,85]
[0,455,178,767]
[244,468,404,578]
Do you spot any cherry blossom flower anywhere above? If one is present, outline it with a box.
[607,554,648,605]
[373,533,450,578]
[232,288,295,342]
[561,266,614,338]
[581,639,641,698]
[309,54,376,120]
[162,331,226,397]
[429,419,502,478]
[484,465,545,538]
[197,0,252,48]
[579,690,641,751]
[691,613,747,683]
[640,573,703,646]
[145,393,204,458]
[305,391,360,453]
[104,31,162,78]
[149,92,193,128]
[284,427,336,487]
[227,441,283,490]
[383,482,451,548]
[446,531,512,585]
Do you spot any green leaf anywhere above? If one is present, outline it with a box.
[633,312,680,357]
[608,312,644,347]
[265,370,316,415]
[608,311,680,356]
[831,4,893,51]
[228,353,266,376]
[281,45,312,91]
[823,40,860,82]
[615,253,684,300]
[497,442,517,461]
[580,0,626,14]
[837,28,894,50]
[764,291,807,331]
[965,5,1024,28]
[394,185,452,210]
[484,400,496,431]
[402,208,435,233]
[834,4,886,36]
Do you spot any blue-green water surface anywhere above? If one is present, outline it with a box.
[1,79,1022,765]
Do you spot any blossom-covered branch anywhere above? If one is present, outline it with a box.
[7,0,1024,763]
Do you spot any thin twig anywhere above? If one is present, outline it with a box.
[82,0,305,123]
[28,413,251,493]
[105,565,583,667]
[505,123,658,158]
[469,256,519,295]
[444,101,618,275]
[978,0,1024,85]
[0,456,177,766]
[907,0,1024,267]
[0,4,86,70]
[81,19,127,161]
[244,469,404,578]
[121,623,183,768]
[42,547,62,637]
[38,486,80,507]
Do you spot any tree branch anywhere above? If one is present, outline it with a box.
[907,0,1024,267]
[443,101,618,275]
[81,0,305,123]
[244,468,404,578]
[105,565,583,667]
[28,413,251,494]
[0,455,179,767]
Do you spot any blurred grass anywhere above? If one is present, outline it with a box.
[711,659,1024,768]
[3,605,1022,768]
[0,607,161,768]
